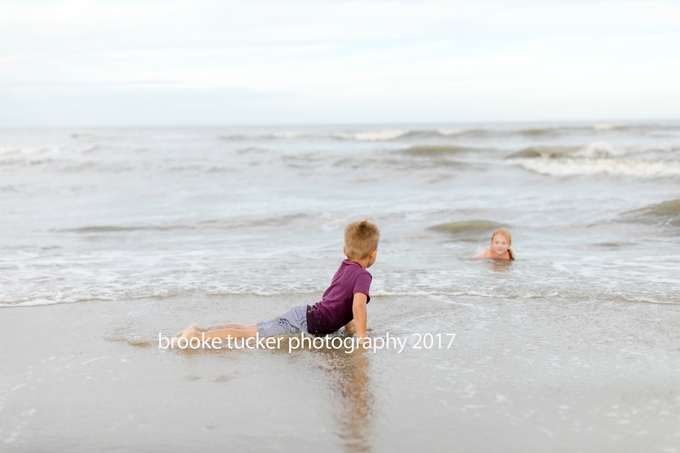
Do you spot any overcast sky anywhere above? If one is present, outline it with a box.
[1,0,679,127]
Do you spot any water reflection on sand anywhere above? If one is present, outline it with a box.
[312,347,374,453]
[268,334,376,451]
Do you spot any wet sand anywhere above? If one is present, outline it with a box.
[1,295,679,452]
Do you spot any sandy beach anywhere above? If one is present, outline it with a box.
[2,294,679,452]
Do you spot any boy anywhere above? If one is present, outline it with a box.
[178,220,379,342]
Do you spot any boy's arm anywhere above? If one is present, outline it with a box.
[352,292,368,337]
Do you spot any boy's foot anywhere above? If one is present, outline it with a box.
[180,325,199,340]
[175,323,200,338]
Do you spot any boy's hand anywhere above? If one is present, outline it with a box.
[352,292,368,337]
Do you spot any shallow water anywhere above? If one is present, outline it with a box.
[1,122,680,307]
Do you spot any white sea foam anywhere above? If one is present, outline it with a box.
[0,145,52,156]
[573,141,626,158]
[0,299,72,308]
[593,123,617,131]
[333,129,408,141]
[437,128,467,136]
[270,131,307,139]
[0,144,97,157]
[510,157,680,176]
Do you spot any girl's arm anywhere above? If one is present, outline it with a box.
[472,248,489,259]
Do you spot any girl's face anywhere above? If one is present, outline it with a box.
[491,234,509,255]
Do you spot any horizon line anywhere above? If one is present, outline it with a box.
[2,118,680,130]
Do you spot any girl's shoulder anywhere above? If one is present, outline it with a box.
[472,248,492,259]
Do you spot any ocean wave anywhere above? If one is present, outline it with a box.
[561,141,628,158]
[343,128,478,140]
[507,140,680,176]
[479,123,680,138]
[590,122,680,132]
[56,225,174,233]
[71,133,117,142]
[268,131,307,139]
[236,146,270,155]
[437,128,468,136]
[622,199,680,227]
[0,144,98,158]
[0,145,53,156]
[403,145,473,155]
[429,220,505,236]
[519,127,559,136]
[491,123,680,137]
[510,157,680,177]
[0,296,116,308]
[507,142,626,160]
[217,134,249,141]
[218,132,309,141]
[520,123,680,134]
[636,199,680,217]
[507,147,572,159]
[333,129,409,141]
[213,123,680,142]
[592,123,617,131]
[52,212,330,235]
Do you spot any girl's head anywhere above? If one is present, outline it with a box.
[490,229,513,258]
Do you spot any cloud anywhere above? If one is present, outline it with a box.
[1,0,679,125]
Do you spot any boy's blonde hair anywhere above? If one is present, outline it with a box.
[344,220,380,260]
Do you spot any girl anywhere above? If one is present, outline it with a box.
[473,229,515,260]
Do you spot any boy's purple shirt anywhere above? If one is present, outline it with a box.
[306,260,372,336]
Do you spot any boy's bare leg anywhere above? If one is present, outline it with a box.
[205,323,258,332]
[180,324,259,341]
[175,323,257,337]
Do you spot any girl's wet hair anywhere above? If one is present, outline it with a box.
[491,229,515,260]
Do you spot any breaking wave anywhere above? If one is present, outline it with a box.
[333,130,410,141]
[622,199,680,227]
[403,145,473,155]
[0,144,98,157]
[200,122,680,142]
[511,158,680,177]
[508,141,680,176]
[507,142,626,159]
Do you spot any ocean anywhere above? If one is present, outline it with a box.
[1,122,679,307]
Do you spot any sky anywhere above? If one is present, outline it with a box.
[1,0,679,127]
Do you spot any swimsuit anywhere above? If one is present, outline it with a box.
[490,249,512,260]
